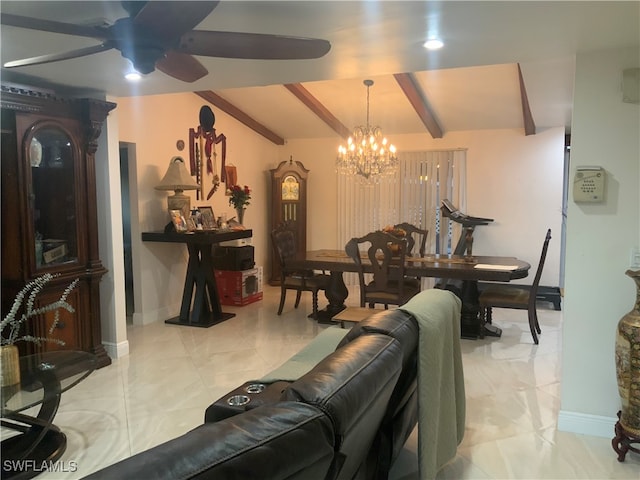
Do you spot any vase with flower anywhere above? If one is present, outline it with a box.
[1,273,77,386]
[228,184,251,225]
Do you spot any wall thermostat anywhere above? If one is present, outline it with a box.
[573,166,606,203]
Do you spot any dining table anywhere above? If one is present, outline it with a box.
[288,250,531,339]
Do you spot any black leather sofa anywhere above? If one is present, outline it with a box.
[84,309,420,480]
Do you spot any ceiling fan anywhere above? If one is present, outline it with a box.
[1,1,331,83]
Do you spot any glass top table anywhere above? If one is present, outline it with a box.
[1,350,97,479]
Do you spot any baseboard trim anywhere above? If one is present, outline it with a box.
[557,410,617,438]
[102,340,130,359]
[132,305,179,325]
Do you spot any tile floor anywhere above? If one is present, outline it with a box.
[4,285,639,479]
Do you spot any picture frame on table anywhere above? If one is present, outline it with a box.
[170,209,188,232]
[198,206,216,230]
[186,217,198,232]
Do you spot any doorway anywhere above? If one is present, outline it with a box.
[559,135,570,293]
[120,144,134,318]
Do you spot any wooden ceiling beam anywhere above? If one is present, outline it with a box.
[393,72,443,139]
[194,90,285,145]
[517,64,536,136]
[283,83,352,139]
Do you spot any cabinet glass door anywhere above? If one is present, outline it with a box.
[29,126,78,268]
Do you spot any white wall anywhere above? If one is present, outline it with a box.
[95,96,129,358]
[287,127,565,289]
[401,128,564,288]
[559,47,640,437]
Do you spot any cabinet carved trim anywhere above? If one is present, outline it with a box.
[1,85,116,368]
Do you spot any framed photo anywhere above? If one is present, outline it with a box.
[170,209,188,232]
[186,217,198,232]
[224,165,237,192]
[198,206,216,230]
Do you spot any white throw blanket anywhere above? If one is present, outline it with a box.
[400,289,465,480]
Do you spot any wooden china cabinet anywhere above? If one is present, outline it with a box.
[1,84,115,368]
[269,157,309,284]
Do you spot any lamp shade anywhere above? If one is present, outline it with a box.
[155,156,199,192]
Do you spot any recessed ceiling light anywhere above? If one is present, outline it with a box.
[423,39,444,50]
[125,72,142,81]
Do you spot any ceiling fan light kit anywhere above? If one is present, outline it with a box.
[423,38,444,50]
[337,79,398,182]
[125,72,142,81]
[1,1,331,82]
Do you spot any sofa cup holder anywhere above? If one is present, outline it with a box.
[227,394,251,406]
[245,383,266,394]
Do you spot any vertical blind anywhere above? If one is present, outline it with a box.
[337,149,467,284]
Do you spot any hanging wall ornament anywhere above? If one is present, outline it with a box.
[189,106,227,200]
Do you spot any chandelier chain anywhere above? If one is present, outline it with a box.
[366,81,370,128]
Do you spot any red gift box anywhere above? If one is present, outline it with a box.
[215,268,263,306]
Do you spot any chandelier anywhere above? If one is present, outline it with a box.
[337,79,398,180]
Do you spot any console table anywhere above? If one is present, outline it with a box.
[1,350,97,479]
[142,230,253,327]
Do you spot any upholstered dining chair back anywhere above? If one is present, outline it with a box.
[271,227,329,318]
[393,222,428,257]
[272,227,297,264]
[479,228,552,344]
[345,231,421,309]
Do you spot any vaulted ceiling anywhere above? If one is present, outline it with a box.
[1,1,638,143]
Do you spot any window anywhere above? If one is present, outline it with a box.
[337,149,467,284]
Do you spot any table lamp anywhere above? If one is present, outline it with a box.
[155,156,199,219]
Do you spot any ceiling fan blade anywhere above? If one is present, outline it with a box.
[177,31,331,60]
[156,51,208,83]
[3,42,115,68]
[0,13,110,39]
[131,1,219,41]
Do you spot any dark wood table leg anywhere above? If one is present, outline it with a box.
[166,243,235,327]
[313,271,350,324]
[179,243,200,321]
[459,280,481,339]
[1,369,67,480]
[457,280,502,339]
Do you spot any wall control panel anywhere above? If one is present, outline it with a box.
[573,166,606,203]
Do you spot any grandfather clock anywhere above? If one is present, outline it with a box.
[269,157,309,284]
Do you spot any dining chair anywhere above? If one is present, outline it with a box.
[393,222,428,257]
[478,229,552,344]
[345,231,421,309]
[271,227,329,319]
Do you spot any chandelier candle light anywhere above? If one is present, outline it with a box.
[337,79,398,181]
